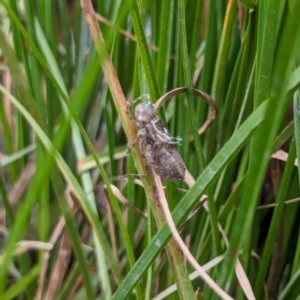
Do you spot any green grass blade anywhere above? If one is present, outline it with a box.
[254,138,296,296]
[254,0,280,106]
[294,92,300,188]
[0,264,40,300]
[126,0,160,100]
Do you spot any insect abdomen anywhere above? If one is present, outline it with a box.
[152,146,186,180]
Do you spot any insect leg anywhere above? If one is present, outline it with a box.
[127,129,146,154]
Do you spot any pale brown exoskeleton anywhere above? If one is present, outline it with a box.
[133,103,186,181]
[129,88,216,181]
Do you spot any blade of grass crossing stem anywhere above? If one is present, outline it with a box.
[223,0,300,290]
[112,100,269,300]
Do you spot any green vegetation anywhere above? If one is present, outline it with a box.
[0,0,300,299]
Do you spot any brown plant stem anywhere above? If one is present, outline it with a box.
[81,1,196,299]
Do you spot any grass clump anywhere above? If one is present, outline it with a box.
[0,1,300,300]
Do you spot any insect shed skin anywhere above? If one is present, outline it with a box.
[134,103,186,181]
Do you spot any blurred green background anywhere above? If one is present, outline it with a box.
[0,0,300,299]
